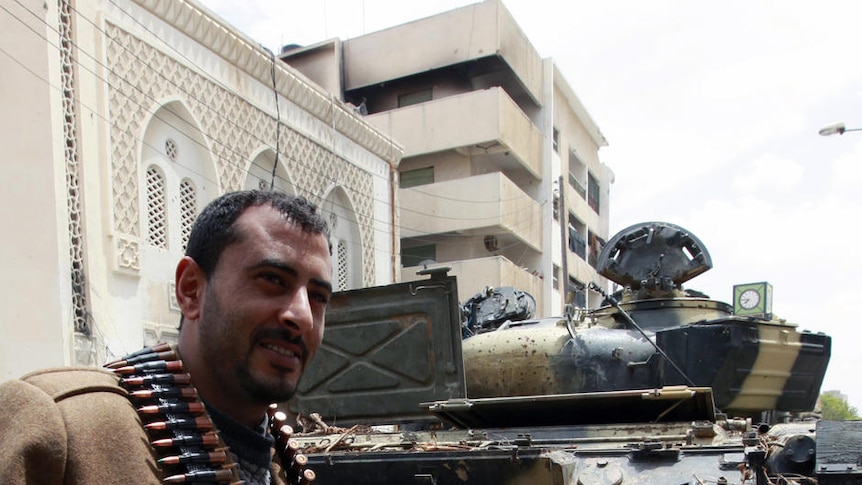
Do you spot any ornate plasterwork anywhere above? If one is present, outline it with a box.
[105,24,377,284]
[114,235,141,272]
[59,0,90,337]
[142,321,179,348]
[132,0,401,166]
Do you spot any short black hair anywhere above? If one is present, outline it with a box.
[185,190,331,279]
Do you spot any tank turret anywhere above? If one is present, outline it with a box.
[462,222,830,416]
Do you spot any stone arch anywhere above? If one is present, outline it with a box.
[139,100,218,253]
[321,185,363,291]
[137,100,218,343]
[243,147,295,194]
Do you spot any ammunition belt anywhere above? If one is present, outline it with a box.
[105,343,315,485]
[268,406,316,484]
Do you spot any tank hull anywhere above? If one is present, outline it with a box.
[286,225,842,485]
[299,420,862,485]
[462,302,831,415]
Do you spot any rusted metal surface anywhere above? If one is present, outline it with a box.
[290,271,465,424]
[293,415,789,484]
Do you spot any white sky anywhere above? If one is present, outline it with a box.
[198,0,862,411]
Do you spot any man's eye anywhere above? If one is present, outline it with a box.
[261,273,285,286]
[311,293,330,305]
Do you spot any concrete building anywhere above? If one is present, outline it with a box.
[0,0,400,379]
[282,0,612,316]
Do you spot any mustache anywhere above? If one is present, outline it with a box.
[252,328,309,362]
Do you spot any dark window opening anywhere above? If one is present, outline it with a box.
[568,150,586,199]
[587,171,600,214]
[402,243,437,267]
[588,231,606,269]
[400,166,435,188]
[398,88,433,108]
[567,276,586,308]
[567,213,586,260]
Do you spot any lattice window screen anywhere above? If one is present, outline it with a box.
[165,138,178,161]
[337,240,348,291]
[146,166,167,249]
[179,178,196,251]
[59,0,89,335]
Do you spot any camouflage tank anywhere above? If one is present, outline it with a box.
[462,221,829,417]
[287,222,857,484]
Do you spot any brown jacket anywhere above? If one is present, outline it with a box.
[0,367,289,484]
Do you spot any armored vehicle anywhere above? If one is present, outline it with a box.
[288,222,857,484]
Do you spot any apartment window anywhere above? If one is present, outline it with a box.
[568,150,586,199]
[400,166,434,188]
[568,276,586,308]
[568,213,586,260]
[552,192,560,221]
[402,244,436,267]
[398,88,432,108]
[587,171,601,214]
[588,231,606,269]
[552,265,560,290]
[552,127,560,153]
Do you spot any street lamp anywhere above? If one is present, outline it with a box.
[819,122,862,136]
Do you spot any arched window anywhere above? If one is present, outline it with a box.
[243,149,294,195]
[336,240,349,291]
[145,165,167,249]
[137,101,218,346]
[322,187,363,290]
[140,101,217,260]
[179,178,197,251]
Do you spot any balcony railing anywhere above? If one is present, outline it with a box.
[368,88,542,179]
[401,255,545,315]
[399,172,542,251]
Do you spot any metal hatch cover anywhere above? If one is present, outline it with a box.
[597,221,712,289]
[422,386,716,428]
[289,272,465,424]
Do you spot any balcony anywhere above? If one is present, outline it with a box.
[342,0,543,104]
[368,87,543,179]
[399,172,542,251]
[401,256,545,315]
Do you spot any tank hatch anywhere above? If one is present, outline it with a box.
[597,222,712,290]
[289,272,466,425]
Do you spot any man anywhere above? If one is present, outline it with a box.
[0,190,333,484]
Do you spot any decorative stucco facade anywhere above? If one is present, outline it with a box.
[0,0,401,379]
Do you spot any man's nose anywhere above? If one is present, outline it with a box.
[279,288,314,335]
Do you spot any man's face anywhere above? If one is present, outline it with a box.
[195,205,332,405]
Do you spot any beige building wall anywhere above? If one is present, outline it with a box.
[341,1,543,105]
[366,87,543,176]
[280,0,613,317]
[401,256,544,309]
[278,39,344,97]
[551,65,613,308]
[0,0,400,379]
[1,0,71,377]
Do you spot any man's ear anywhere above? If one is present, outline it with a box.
[175,256,206,321]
